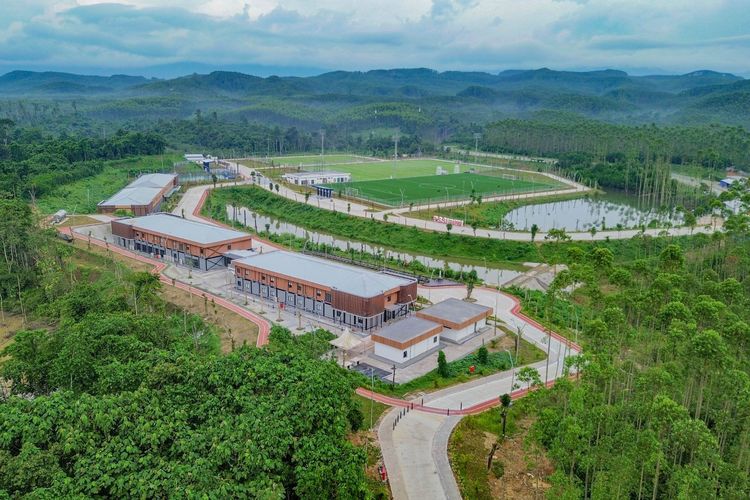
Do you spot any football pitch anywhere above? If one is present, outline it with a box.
[267,154,370,165]
[325,170,562,206]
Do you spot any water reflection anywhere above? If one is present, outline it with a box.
[504,193,683,232]
[228,206,522,286]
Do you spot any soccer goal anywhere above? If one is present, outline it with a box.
[436,166,448,176]
[344,187,360,197]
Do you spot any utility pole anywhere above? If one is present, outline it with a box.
[473,132,481,155]
[393,135,399,160]
[391,364,397,386]
[320,129,325,171]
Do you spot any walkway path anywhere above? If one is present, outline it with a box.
[61,226,271,347]
[360,285,580,499]
[225,160,718,241]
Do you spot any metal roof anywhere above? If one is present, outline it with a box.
[282,171,350,179]
[375,317,441,343]
[117,214,250,245]
[418,298,492,323]
[233,250,415,298]
[99,173,176,207]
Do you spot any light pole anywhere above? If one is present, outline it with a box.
[504,348,515,392]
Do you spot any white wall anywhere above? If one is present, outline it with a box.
[374,335,441,364]
[441,318,487,343]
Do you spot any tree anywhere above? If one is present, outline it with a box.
[470,220,478,236]
[477,346,489,364]
[516,366,541,391]
[437,350,450,377]
[545,228,571,242]
[500,393,512,436]
[530,223,539,241]
[304,192,310,204]
[446,223,453,235]
[466,280,475,300]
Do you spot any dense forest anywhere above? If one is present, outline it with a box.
[0,199,367,498]
[0,121,164,198]
[464,115,750,167]
[521,214,750,498]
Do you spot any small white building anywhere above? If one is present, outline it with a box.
[281,171,351,186]
[371,317,442,366]
[416,298,492,344]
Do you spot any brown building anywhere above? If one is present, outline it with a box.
[111,213,252,270]
[232,250,417,330]
[98,173,178,216]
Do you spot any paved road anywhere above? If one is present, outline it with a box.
[368,285,579,500]
[671,172,724,196]
[225,160,718,241]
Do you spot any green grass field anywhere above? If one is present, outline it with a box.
[265,154,371,165]
[333,159,472,181]
[325,169,562,206]
[36,154,184,214]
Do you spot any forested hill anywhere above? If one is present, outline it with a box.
[1,67,748,131]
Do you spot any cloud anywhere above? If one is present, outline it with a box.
[0,0,747,76]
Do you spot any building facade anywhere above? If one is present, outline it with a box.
[232,251,417,330]
[111,214,252,271]
[372,317,443,365]
[416,298,492,343]
[98,173,178,216]
[281,171,352,186]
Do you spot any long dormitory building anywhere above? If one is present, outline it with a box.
[111,213,252,271]
[97,173,178,216]
[232,251,417,330]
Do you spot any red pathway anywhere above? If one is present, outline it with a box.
[66,189,581,416]
[62,227,271,347]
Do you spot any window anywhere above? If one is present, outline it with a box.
[297,284,302,292]
[325,292,332,303]
[433,336,438,343]
[228,244,232,250]
[403,351,408,358]
[386,296,392,302]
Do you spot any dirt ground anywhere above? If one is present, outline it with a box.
[68,241,258,352]
[490,416,554,500]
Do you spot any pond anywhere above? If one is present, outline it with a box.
[228,206,523,286]
[503,192,683,232]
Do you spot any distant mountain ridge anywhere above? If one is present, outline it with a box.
[0,67,747,128]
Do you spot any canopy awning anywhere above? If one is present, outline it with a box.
[329,328,362,350]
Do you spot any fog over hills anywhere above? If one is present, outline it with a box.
[1,67,748,130]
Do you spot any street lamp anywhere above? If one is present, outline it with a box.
[504,348,515,392]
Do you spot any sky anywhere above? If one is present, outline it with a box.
[1,0,749,77]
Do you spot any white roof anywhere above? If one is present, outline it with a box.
[117,214,250,245]
[99,173,176,207]
[282,171,350,179]
[233,250,414,298]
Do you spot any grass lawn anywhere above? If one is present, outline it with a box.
[354,394,390,429]
[373,332,545,398]
[325,170,562,206]
[36,154,183,214]
[264,154,371,165]
[449,399,554,500]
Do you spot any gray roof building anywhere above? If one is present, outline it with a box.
[115,213,250,245]
[232,250,415,298]
[98,173,178,215]
[373,317,442,345]
[416,298,492,330]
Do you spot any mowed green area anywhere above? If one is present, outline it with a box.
[333,159,471,181]
[266,154,370,165]
[326,170,561,206]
